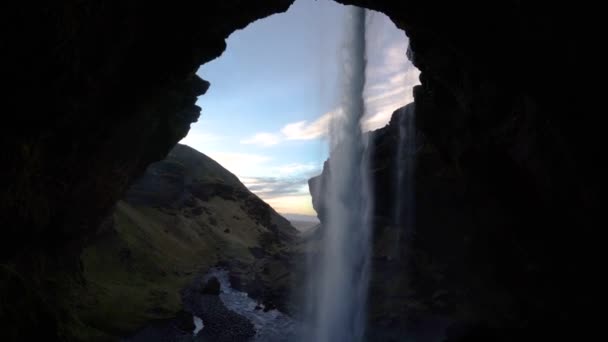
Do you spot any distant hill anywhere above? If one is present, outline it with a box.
[289,220,319,232]
[78,144,298,338]
[283,213,320,232]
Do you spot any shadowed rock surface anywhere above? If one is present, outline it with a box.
[311,101,600,341]
[126,311,195,342]
[201,277,221,296]
[195,295,255,342]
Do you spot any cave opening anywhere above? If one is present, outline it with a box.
[173,0,421,340]
[181,0,419,228]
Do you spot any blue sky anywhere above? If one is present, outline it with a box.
[181,0,419,218]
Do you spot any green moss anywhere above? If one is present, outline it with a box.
[77,194,294,338]
[78,201,217,336]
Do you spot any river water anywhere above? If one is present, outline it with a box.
[198,268,298,342]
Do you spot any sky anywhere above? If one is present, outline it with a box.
[180,0,419,220]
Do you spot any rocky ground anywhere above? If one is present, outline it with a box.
[182,276,256,342]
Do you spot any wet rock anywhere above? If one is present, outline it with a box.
[196,295,255,342]
[174,310,195,332]
[200,277,221,296]
[263,301,277,312]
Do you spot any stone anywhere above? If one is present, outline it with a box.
[201,277,221,296]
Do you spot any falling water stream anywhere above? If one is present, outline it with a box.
[303,6,372,342]
[390,103,416,259]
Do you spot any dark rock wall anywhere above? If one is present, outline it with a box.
[1,0,293,259]
[335,1,600,339]
[0,2,293,341]
[312,101,599,339]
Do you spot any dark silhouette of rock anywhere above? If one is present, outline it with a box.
[182,278,255,342]
[174,310,196,332]
[312,99,599,340]
[0,2,294,340]
[196,295,255,342]
[201,277,221,296]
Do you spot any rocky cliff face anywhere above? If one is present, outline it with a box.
[335,1,598,340]
[310,102,598,340]
[79,144,297,339]
[1,2,294,340]
[0,0,601,340]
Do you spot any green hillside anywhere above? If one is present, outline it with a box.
[76,144,298,339]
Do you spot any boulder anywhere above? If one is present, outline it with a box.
[200,277,221,296]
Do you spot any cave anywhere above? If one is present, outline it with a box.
[0,1,600,341]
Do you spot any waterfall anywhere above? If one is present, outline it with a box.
[304,6,372,342]
[391,103,416,259]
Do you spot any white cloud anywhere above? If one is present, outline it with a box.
[363,102,407,131]
[385,43,408,67]
[240,177,264,186]
[365,84,409,103]
[361,37,420,131]
[238,161,321,217]
[274,38,420,136]
[264,194,317,216]
[280,110,335,140]
[240,132,281,146]
[235,45,419,144]
[274,162,320,177]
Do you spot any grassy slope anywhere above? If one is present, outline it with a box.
[76,144,297,339]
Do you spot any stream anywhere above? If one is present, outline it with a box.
[199,268,298,341]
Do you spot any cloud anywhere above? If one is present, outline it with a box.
[239,112,336,146]
[264,195,317,216]
[365,84,408,103]
[275,162,319,176]
[240,162,321,198]
[361,37,420,131]
[238,43,419,145]
[242,177,309,197]
[280,111,334,140]
[239,160,322,216]
[241,176,317,215]
[276,38,420,136]
[240,132,281,146]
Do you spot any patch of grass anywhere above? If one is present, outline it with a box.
[78,201,217,336]
[77,196,291,337]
